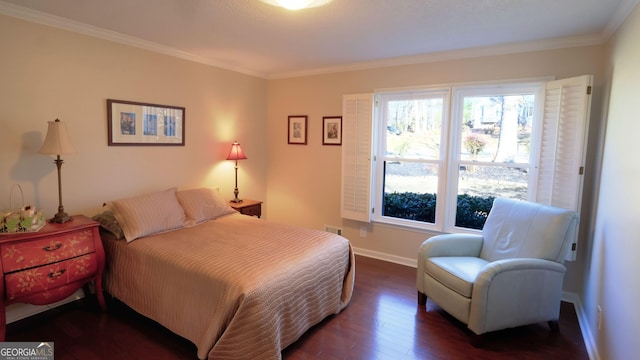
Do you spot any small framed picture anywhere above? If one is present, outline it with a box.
[107,99,185,146]
[288,115,307,145]
[322,116,342,145]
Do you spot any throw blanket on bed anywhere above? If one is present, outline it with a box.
[102,213,354,359]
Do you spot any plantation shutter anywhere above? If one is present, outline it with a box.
[341,93,374,222]
[536,75,593,261]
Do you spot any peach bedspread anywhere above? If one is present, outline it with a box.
[102,213,354,359]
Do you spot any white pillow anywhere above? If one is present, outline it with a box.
[176,187,236,223]
[106,188,188,242]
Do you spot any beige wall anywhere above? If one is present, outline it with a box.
[4,9,636,359]
[586,3,640,359]
[0,15,268,218]
[267,46,606,293]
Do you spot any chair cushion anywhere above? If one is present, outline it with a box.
[481,197,577,262]
[425,257,489,298]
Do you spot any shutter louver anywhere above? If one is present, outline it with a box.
[341,94,374,222]
[537,87,560,205]
[537,75,592,260]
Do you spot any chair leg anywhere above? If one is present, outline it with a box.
[548,320,560,332]
[417,291,427,306]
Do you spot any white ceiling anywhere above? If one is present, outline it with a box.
[1,0,638,79]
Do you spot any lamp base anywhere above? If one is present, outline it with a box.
[49,211,72,224]
[231,187,242,203]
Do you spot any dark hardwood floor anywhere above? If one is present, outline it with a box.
[6,255,588,359]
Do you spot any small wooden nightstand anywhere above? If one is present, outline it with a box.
[229,199,263,218]
[0,215,106,340]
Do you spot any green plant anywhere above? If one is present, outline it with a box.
[454,194,495,229]
[383,192,495,230]
[394,141,411,156]
[383,192,436,222]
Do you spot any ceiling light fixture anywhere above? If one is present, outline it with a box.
[262,0,332,11]
[277,0,314,10]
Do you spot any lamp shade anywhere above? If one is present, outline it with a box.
[226,141,247,161]
[38,119,76,155]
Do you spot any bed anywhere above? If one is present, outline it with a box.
[94,187,354,360]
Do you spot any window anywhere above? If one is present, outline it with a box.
[375,89,448,228]
[448,86,537,230]
[373,84,538,232]
[342,76,592,260]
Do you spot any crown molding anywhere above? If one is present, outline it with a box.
[268,0,640,79]
[602,0,640,39]
[0,1,266,78]
[267,34,605,79]
[0,0,626,80]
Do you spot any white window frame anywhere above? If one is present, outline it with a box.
[341,75,592,260]
[445,82,543,233]
[372,88,451,230]
[369,82,544,233]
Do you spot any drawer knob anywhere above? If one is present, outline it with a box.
[48,269,67,278]
[42,243,62,252]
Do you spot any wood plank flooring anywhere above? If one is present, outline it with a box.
[5,255,588,359]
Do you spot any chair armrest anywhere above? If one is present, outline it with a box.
[418,233,483,258]
[468,258,567,334]
[416,234,483,293]
[477,258,567,282]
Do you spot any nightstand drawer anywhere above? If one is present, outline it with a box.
[1,228,95,273]
[229,199,263,218]
[240,204,261,217]
[4,253,97,301]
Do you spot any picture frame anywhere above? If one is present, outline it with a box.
[107,99,185,146]
[322,116,342,145]
[288,115,307,145]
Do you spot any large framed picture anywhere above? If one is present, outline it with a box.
[107,99,185,146]
[322,116,342,145]
[288,115,307,145]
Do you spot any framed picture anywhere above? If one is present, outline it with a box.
[322,116,342,145]
[107,99,185,146]
[288,115,307,145]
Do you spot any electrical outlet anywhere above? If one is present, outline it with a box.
[597,305,603,330]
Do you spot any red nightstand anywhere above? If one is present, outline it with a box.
[0,215,106,340]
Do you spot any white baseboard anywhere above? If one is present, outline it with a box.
[353,247,417,268]
[5,289,85,324]
[563,292,599,360]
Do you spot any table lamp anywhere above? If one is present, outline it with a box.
[38,118,75,223]
[226,141,247,203]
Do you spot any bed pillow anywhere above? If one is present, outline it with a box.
[92,210,125,240]
[176,187,236,223]
[106,188,188,242]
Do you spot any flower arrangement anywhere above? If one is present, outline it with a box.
[464,134,486,156]
[1,185,45,234]
[1,206,45,233]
